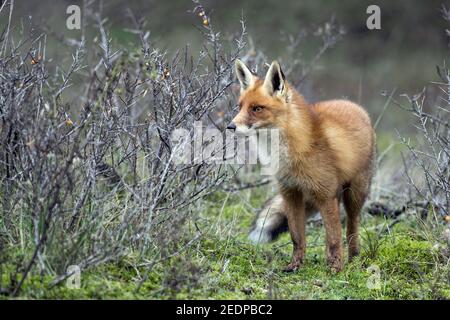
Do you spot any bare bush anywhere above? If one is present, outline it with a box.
[0,1,245,295]
[396,7,450,221]
[0,0,342,296]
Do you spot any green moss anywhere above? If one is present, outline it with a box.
[376,235,433,276]
[2,188,449,300]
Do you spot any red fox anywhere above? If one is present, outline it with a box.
[228,59,376,272]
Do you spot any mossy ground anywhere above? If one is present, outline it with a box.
[1,188,449,300]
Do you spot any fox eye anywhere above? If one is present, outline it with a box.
[252,106,264,112]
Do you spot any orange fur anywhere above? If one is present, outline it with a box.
[232,60,376,272]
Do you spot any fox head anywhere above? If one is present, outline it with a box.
[228,59,293,135]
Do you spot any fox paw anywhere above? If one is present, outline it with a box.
[283,261,302,273]
[327,258,343,273]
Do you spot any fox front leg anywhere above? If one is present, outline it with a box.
[282,190,306,272]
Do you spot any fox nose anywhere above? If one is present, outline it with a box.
[227,122,236,131]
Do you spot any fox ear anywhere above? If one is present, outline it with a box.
[235,59,255,92]
[263,61,286,97]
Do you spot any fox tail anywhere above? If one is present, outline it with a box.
[248,194,319,243]
[248,194,288,243]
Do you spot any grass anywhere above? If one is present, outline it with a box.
[1,187,449,300]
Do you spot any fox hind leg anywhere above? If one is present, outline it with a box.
[319,197,343,272]
[343,174,370,261]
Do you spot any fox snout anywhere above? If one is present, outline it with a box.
[227,118,256,135]
[226,119,249,134]
[226,122,236,130]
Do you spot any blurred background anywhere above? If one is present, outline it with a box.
[5,0,449,142]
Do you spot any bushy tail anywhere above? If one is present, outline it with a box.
[248,194,319,243]
[248,194,288,243]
